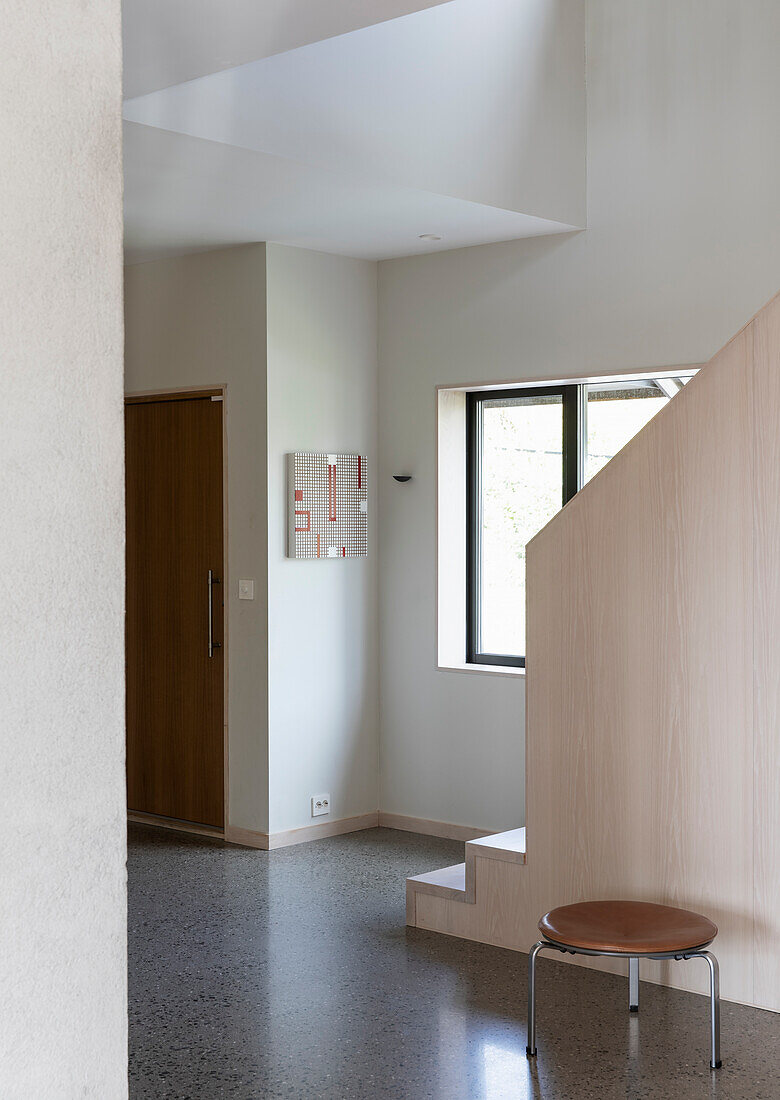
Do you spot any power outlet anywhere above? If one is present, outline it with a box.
[311,793,330,818]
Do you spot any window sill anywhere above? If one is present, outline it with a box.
[437,662,526,678]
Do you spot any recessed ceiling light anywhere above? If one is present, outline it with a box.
[418,233,442,242]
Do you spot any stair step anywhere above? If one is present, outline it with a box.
[467,826,526,864]
[407,862,466,900]
[406,827,527,923]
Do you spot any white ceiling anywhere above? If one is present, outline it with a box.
[123,0,454,98]
[123,0,585,264]
[123,120,570,264]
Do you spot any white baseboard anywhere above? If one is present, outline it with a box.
[377,812,491,842]
[223,825,269,850]
[132,808,489,849]
[226,812,379,851]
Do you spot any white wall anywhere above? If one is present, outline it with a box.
[266,245,379,833]
[125,244,379,838]
[0,1,127,1096]
[124,246,269,833]
[377,0,780,831]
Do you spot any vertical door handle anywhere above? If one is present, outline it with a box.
[208,570,221,657]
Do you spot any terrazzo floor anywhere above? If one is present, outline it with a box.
[128,823,780,1099]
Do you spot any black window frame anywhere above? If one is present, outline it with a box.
[466,384,579,668]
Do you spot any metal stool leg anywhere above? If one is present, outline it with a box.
[685,950,721,1068]
[526,942,548,1056]
[702,951,721,1069]
[628,957,639,1012]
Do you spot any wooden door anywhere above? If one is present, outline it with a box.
[125,393,224,828]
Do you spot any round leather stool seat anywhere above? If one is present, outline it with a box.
[539,900,717,955]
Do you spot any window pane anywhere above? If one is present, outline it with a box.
[585,381,669,483]
[478,394,563,658]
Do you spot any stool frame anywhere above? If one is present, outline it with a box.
[525,938,721,1069]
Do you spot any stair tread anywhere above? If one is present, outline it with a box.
[406,828,527,914]
[467,827,526,863]
[408,862,466,894]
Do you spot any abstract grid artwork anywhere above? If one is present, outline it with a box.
[288,452,368,558]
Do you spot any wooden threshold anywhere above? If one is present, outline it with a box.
[128,810,225,840]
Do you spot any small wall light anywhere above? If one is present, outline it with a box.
[393,475,412,483]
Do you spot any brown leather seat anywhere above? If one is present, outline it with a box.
[539,900,717,955]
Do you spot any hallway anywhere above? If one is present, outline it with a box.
[128,825,778,1099]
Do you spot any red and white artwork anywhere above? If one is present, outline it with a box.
[288,452,368,559]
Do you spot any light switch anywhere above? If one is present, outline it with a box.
[238,579,254,600]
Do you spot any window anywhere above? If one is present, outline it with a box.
[585,379,676,483]
[467,375,693,667]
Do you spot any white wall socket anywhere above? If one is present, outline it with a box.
[311,793,330,818]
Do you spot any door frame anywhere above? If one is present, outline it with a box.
[124,383,229,837]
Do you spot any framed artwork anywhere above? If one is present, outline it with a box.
[287,452,368,558]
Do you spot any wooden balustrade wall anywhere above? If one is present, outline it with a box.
[413,291,780,1011]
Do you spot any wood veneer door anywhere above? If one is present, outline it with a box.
[125,395,224,828]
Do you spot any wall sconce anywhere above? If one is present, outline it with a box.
[393,475,412,483]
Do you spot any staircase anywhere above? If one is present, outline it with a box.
[406,827,526,925]
[403,290,780,1014]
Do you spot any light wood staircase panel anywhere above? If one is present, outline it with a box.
[405,291,780,1014]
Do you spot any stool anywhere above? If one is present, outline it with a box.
[525,900,721,1068]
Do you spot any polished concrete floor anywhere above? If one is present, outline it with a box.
[128,823,779,1099]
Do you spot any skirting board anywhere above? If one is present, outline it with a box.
[378,812,491,842]
[223,825,269,850]
[226,812,379,851]
[131,810,489,850]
